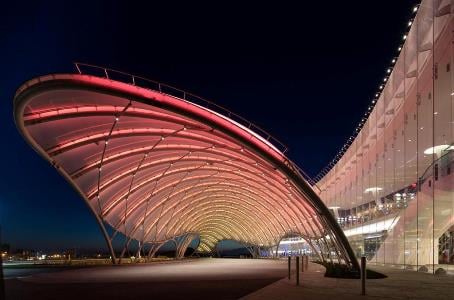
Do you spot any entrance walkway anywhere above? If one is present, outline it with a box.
[241,261,454,300]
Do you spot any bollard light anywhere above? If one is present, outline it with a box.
[296,256,300,286]
[361,256,366,295]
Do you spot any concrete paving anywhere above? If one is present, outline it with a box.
[241,261,454,300]
[5,258,287,300]
[7,258,454,300]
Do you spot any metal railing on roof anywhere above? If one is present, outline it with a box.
[313,160,337,184]
[286,159,321,192]
[73,62,289,154]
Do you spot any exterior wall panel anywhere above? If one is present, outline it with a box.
[318,0,454,273]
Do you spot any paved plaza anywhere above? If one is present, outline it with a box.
[5,258,454,299]
[4,258,287,300]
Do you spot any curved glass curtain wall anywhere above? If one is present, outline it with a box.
[318,0,454,273]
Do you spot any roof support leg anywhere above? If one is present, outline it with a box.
[175,234,196,259]
[147,242,165,260]
[136,241,142,259]
[245,245,258,258]
[119,236,133,264]
[97,217,117,264]
[190,237,201,257]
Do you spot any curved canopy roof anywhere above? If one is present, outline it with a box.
[14,71,357,268]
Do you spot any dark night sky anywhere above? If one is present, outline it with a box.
[0,0,416,251]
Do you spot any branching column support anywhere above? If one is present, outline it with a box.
[136,241,142,259]
[175,234,197,259]
[190,238,201,257]
[245,245,258,258]
[118,236,133,264]
[147,242,165,261]
[99,221,117,264]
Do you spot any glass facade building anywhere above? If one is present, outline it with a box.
[318,0,454,273]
